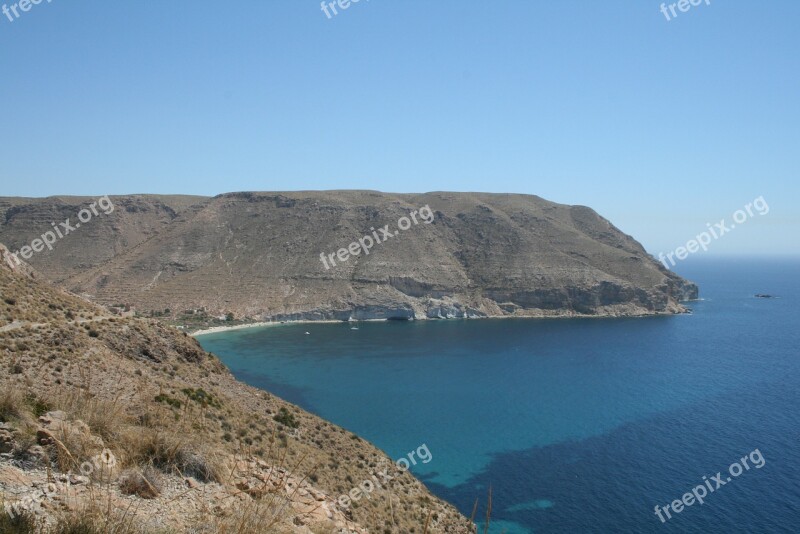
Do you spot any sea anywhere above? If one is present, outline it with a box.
[197,258,800,533]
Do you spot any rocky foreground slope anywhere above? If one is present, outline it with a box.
[0,244,474,533]
[0,192,696,323]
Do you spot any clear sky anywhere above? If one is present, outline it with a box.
[1,0,797,256]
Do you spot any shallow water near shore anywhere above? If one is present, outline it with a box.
[197,258,800,533]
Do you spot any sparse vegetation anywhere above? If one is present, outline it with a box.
[0,506,37,534]
[0,244,475,534]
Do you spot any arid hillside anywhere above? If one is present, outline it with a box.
[0,244,474,533]
[0,195,206,285]
[0,192,697,323]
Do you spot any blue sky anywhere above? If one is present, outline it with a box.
[0,1,797,255]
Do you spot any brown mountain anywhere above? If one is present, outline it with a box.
[0,243,473,533]
[0,191,697,322]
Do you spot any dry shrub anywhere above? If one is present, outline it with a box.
[36,415,109,476]
[120,427,222,483]
[119,466,162,499]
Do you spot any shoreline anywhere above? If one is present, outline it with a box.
[189,305,696,337]
[191,318,359,337]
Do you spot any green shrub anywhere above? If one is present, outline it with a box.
[181,388,221,409]
[273,407,299,429]
[154,394,182,409]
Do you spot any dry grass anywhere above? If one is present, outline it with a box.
[32,384,224,486]
[0,388,26,423]
[50,495,158,534]
[206,494,295,534]
[51,390,127,444]
[0,505,38,534]
[197,431,320,533]
[1,382,224,491]
[118,426,223,484]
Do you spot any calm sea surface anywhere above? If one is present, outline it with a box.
[198,258,800,533]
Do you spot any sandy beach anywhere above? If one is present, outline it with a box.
[190,321,283,337]
[190,319,344,337]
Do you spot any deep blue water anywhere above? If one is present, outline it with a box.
[197,258,800,533]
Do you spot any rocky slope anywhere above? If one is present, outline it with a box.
[0,191,697,322]
[0,244,474,533]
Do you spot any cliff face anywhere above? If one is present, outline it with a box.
[0,244,474,533]
[0,191,697,321]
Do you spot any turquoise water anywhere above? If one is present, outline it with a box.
[198,258,800,533]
